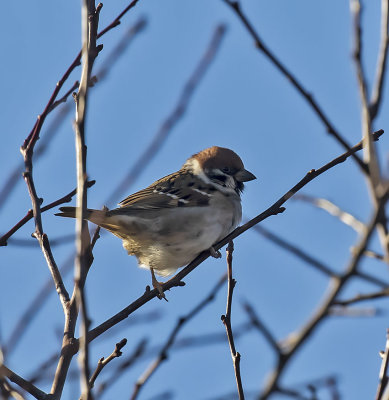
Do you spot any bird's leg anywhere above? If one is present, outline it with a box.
[209,246,222,259]
[150,268,168,301]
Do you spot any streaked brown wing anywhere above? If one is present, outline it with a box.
[113,171,214,212]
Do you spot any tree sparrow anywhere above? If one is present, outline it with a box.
[56,146,256,299]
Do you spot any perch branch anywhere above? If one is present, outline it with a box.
[82,130,384,345]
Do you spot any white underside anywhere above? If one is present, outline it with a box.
[118,199,241,277]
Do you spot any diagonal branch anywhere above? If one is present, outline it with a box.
[293,194,365,233]
[82,129,384,345]
[105,23,227,206]
[334,288,389,306]
[88,338,127,391]
[222,0,367,173]
[0,180,95,247]
[260,200,386,399]
[0,365,47,400]
[242,301,280,354]
[130,274,227,400]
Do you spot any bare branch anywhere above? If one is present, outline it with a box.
[20,133,70,313]
[260,201,385,398]
[329,306,383,317]
[73,2,102,398]
[250,224,336,277]
[88,338,127,391]
[293,194,365,233]
[222,0,367,173]
[130,274,227,400]
[0,16,146,210]
[221,241,245,400]
[105,23,227,205]
[334,288,389,306]
[350,0,380,186]
[96,339,147,397]
[350,0,389,262]
[48,80,80,113]
[0,365,47,400]
[0,379,26,400]
[83,130,385,345]
[376,329,389,399]
[0,180,95,247]
[242,301,280,355]
[370,0,389,120]
[96,0,141,38]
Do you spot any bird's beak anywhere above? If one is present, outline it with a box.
[235,169,256,182]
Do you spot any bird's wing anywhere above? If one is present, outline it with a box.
[112,171,216,213]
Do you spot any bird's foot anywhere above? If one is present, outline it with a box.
[151,268,168,302]
[209,246,222,259]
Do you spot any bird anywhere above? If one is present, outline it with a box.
[56,146,256,300]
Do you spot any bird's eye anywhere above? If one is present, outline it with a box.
[222,167,231,174]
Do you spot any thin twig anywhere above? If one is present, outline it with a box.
[221,241,245,399]
[0,16,146,210]
[88,338,127,390]
[20,124,70,314]
[351,0,389,263]
[350,0,380,186]
[334,288,389,306]
[105,23,227,206]
[376,329,389,399]
[130,274,227,400]
[370,0,389,120]
[0,379,26,400]
[293,194,365,233]
[222,0,367,173]
[48,81,80,113]
[19,0,142,171]
[5,225,102,359]
[96,339,147,397]
[0,180,95,247]
[241,301,280,354]
[259,201,386,399]
[250,224,336,277]
[251,222,388,288]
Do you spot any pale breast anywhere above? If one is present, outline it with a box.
[121,193,242,276]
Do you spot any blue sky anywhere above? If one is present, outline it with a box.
[1,1,389,399]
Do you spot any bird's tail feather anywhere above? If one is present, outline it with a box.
[55,207,123,234]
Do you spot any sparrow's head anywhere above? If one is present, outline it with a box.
[184,146,256,195]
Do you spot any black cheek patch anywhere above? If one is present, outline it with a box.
[208,174,227,184]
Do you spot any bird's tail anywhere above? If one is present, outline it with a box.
[55,206,122,235]
[56,207,105,224]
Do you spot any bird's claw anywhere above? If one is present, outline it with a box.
[151,268,168,301]
[209,246,222,259]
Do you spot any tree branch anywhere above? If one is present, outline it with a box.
[0,180,95,247]
[88,338,127,392]
[83,129,384,345]
[73,1,102,398]
[376,329,389,399]
[130,274,227,400]
[0,365,47,400]
[222,0,367,173]
[370,0,389,120]
[221,241,245,399]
